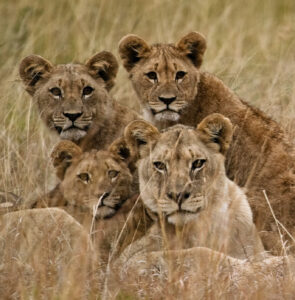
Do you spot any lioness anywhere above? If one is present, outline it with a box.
[119,32,295,252]
[19,52,140,151]
[120,114,264,262]
[0,208,94,298]
[32,139,152,261]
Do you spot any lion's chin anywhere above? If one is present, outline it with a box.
[167,211,197,225]
[60,128,87,141]
[154,110,180,122]
[94,206,116,219]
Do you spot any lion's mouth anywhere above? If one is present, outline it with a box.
[94,193,127,219]
[55,123,90,132]
[150,108,180,122]
[151,107,179,115]
[167,207,202,217]
[166,207,202,225]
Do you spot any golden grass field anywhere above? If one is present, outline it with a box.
[0,0,295,298]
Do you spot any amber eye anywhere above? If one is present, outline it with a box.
[82,86,94,97]
[192,159,206,171]
[77,173,90,183]
[50,87,62,97]
[153,161,166,172]
[146,72,158,82]
[175,71,186,81]
[108,170,119,179]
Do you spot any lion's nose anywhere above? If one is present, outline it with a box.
[158,96,177,105]
[63,112,82,122]
[166,191,190,203]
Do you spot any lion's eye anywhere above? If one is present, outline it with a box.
[146,72,158,82]
[108,170,119,179]
[153,161,166,172]
[77,173,90,183]
[82,86,94,97]
[175,71,187,81]
[192,159,206,171]
[50,87,62,98]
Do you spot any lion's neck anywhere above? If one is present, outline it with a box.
[79,99,139,152]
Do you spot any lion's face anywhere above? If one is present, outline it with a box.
[138,128,221,225]
[124,114,232,226]
[20,52,118,142]
[52,139,134,219]
[119,32,206,126]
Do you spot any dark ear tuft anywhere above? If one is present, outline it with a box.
[176,32,207,68]
[118,34,151,72]
[51,141,82,180]
[85,51,119,91]
[118,146,130,160]
[197,113,233,155]
[19,55,53,95]
[109,137,131,161]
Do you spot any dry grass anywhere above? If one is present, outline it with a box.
[0,0,295,298]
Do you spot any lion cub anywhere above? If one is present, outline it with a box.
[19,52,140,151]
[120,114,264,262]
[33,139,152,261]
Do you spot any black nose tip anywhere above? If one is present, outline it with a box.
[167,192,191,202]
[183,192,190,200]
[63,112,82,122]
[158,96,176,105]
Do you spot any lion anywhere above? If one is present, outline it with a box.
[118,32,295,253]
[0,190,22,214]
[0,208,94,298]
[113,247,295,299]
[19,52,140,151]
[32,139,152,262]
[119,114,265,263]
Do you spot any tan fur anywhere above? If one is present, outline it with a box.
[19,52,140,151]
[119,32,295,253]
[121,115,264,262]
[33,139,153,262]
[0,191,22,214]
[114,246,295,299]
[0,208,94,297]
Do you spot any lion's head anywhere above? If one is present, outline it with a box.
[124,113,232,226]
[19,52,118,142]
[119,32,206,126]
[51,138,135,219]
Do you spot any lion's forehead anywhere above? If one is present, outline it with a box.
[72,152,109,173]
[48,64,95,87]
[72,151,125,175]
[143,46,192,73]
[151,129,208,161]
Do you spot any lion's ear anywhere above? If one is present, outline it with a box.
[85,51,119,91]
[19,55,53,96]
[176,32,207,68]
[51,141,82,180]
[118,34,151,72]
[196,113,233,155]
[108,137,131,162]
[124,120,160,159]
